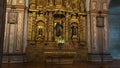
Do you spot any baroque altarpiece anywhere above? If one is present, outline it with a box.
[27,0,87,63]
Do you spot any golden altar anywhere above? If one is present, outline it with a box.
[26,0,87,63]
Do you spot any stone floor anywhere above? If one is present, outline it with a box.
[2,60,120,68]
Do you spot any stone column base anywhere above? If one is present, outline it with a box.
[88,53,112,62]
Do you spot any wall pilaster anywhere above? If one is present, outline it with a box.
[88,0,112,62]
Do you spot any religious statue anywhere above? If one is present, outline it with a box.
[38,28,42,35]
[72,26,77,36]
[55,22,63,37]
[80,0,85,12]
[72,0,78,9]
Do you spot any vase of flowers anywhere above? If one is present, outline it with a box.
[57,37,65,50]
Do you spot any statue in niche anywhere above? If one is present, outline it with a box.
[38,28,42,36]
[55,22,63,37]
[65,0,72,10]
[72,26,77,36]
[72,0,78,9]
[80,0,85,12]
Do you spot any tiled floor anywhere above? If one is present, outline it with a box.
[2,60,120,68]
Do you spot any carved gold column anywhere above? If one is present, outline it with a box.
[80,16,86,43]
[48,12,53,41]
[63,18,65,39]
[78,15,81,41]
[28,12,34,40]
[65,13,69,41]
[32,12,37,40]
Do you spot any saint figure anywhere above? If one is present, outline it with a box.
[55,22,63,37]
[72,26,77,35]
[38,28,42,35]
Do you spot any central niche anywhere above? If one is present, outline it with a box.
[53,13,65,41]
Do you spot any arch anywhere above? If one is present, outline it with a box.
[35,20,46,40]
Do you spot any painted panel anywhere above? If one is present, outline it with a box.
[8,11,18,24]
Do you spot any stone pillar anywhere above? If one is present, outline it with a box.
[0,0,6,66]
[88,0,112,62]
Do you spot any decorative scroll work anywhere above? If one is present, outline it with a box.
[29,0,86,12]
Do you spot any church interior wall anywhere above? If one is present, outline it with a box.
[2,0,120,63]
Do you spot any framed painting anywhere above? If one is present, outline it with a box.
[8,11,18,24]
[96,16,104,27]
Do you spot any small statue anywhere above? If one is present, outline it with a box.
[38,28,42,35]
[80,1,85,12]
[55,22,63,37]
[72,26,77,35]
[72,0,78,9]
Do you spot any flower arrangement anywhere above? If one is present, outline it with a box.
[57,37,65,49]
